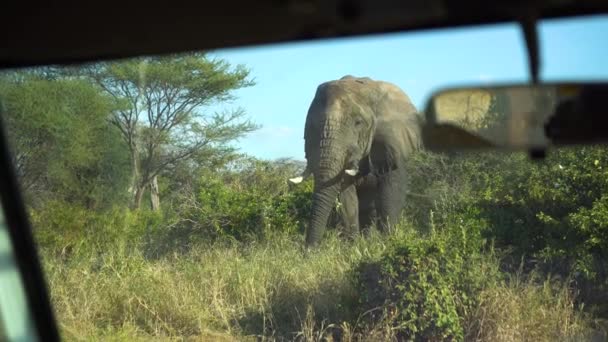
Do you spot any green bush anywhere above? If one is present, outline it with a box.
[406,146,608,278]
[192,159,314,240]
[470,147,608,284]
[145,158,313,257]
[354,215,499,341]
[401,145,608,323]
[31,200,163,258]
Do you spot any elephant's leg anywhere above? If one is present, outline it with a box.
[356,175,377,236]
[375,169,407,234]
[359,200,376,236]
[337,184,360,239]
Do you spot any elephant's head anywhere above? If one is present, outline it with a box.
[290,76,382,247]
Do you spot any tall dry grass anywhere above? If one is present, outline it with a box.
[43,232,388,341]
[41,229,604,341]
[466,272,605,342]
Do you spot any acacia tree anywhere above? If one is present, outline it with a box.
[0,74,130,209]
[83,52,258,210]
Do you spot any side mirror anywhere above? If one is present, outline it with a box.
[421,82,608,154]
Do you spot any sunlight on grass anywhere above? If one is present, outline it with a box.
[467,272,603,342]
[43,231,386,340]
[40,225,604,341]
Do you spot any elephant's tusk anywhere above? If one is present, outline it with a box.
[345,169,358,176]
[289,176,304,184]
[289,167,312,184]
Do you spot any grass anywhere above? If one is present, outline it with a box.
[42,231,388,341]
[40,226,606,341]
[466,272,604,342]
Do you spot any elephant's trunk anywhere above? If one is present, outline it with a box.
[306,182,341,246]
[305,140,346,247]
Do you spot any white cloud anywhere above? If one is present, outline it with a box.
[239,125,303,159]
[253,125,296,139]
[477,74,493,83]
[244,125,300,146]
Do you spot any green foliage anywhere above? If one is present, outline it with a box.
[32,200,163,259]
[354,216,499,341]
[406,145,608,278]
[475,147,608,280]
[76,53,259,209]
[569,194,608,254]
[0,75,131,209]
[144,157,313,257]
[2,57,608,340]
[379,139,608,339]
[191,158,313,239]
[414,91,608,285]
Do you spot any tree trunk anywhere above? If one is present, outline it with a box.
[150,175,160,211]
[128,142,149,210]
[133,183,145,210]
[128,145,140,206]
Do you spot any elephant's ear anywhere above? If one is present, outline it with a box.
[362,113,377,156]
[365,112,399,176]
[357,155,372,176]
[369,130,400,176]
[304,116,314,161]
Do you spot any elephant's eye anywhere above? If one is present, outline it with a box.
[355,119,363,126]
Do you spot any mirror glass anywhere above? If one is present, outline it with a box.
[423,83,599,151]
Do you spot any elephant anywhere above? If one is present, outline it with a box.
[289,75,424,247]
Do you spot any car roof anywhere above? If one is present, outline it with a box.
[1,0,608,68]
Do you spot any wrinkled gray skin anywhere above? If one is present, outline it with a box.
[290,75,423,247]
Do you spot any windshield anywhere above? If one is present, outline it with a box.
[1,14,607,341]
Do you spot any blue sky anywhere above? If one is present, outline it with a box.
[207,14,608,161]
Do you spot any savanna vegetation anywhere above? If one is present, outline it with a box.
[1,54,607,341]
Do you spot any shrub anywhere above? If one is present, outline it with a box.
[405,146,608,294]
[31,200,163,259]
[191,159,314,240]
[145,158,314,257]
[354,216,500,341]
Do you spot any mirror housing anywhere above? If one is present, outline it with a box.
[421,82,608,154]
